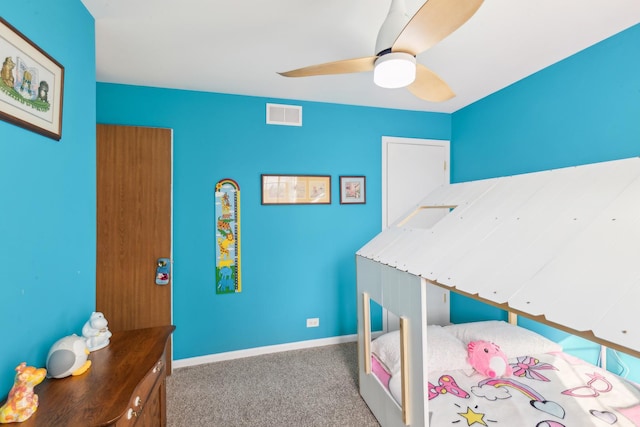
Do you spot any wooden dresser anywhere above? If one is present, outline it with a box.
[22,325,175,427]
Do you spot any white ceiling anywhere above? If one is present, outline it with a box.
[81,0,640,113]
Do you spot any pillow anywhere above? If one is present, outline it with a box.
[444,321,562,358]
[371,330,401,375]
[426,326,470,372]
[371,325,469,375]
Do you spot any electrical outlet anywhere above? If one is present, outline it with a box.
[306,318,319,328]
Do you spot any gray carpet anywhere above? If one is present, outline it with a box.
[166,342,381,427]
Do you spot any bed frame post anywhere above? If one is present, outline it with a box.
[400,316,410,425]
[362,291,372,374]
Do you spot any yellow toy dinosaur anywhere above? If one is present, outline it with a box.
[0,362,46,423]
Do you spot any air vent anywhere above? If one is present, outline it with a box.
[266,103,302,126]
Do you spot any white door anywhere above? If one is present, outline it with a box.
[382,136,450,327]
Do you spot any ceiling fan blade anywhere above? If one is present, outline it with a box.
[392,0,484,55]
[278,56,377,78]
[407,64,455,102]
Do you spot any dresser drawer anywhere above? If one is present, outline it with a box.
[118,353,166,426]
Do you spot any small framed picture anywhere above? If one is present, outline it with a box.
[340,176,366,204]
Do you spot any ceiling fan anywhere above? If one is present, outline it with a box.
[278,0,484,102]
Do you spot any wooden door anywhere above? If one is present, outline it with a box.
[96,124,172,334]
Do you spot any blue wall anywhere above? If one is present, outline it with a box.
[451,23,640,381]
[0,1,96,393]
[96,84,451,359]
[452,23,640,182]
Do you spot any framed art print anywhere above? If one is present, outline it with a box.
[340,176,366,204]
[261,174,331,205]
[0,18,64,140]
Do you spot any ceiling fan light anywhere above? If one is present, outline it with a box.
[374,53,416,89]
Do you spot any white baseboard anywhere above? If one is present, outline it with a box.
[172,334,359,370]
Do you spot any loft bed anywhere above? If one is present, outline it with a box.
[356,157,640,426]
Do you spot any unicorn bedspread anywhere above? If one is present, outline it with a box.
[426,352,640,427]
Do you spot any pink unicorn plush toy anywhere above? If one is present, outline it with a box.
[467,340,513,378]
